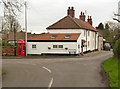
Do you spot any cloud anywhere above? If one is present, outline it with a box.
[3,0,119,33]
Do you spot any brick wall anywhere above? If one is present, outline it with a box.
[2,47,15,55]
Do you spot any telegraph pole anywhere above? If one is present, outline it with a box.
[14,23,16,56]
[25,1,27,56]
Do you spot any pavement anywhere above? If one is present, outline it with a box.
[2,51,113,87]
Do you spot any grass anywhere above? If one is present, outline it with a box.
[103,57,119,88]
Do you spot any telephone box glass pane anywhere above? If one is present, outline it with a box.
[19,44,21,55]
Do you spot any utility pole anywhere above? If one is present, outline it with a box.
[25,1,27,56]
[14,23,16,56]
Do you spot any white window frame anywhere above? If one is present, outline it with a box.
[32,44,36,49]
[53,45,57,48]
[58,45,63,48]
[53,45,64,49]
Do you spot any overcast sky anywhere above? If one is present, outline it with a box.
[0,0,120,33]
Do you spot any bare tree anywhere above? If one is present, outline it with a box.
[105,21,118,31]
[2,0,24,31]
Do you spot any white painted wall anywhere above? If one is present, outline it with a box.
[47,29,82,33]
[27,28,99,55]
[86,30,91,51]
[48,29,98,52]
[90,31,95,51]
[98,36,103,51]
[96,32,98,50]
[27,42,78,55]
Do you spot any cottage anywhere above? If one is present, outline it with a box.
[27,7,103,55]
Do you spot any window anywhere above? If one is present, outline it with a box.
[78,45,80,48]
[64,35,71,39]
[53,45,57,48]
[50,35,57,39]
[53,45,63,49]
[32,44,36,48]
[84,30,86,36]
[88,31,90,36]
[59,45,63,48]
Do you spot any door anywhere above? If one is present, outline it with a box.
[81,42,84,53]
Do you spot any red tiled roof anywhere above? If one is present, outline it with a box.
[28,33,81,41]
[46,15,98,32]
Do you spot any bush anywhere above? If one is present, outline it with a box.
[2,41,7,47]
[113,39,120,60]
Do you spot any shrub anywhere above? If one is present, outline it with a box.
[113,39,120,60]
[2,41,6,47]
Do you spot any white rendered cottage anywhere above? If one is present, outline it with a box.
[27,7,103,55]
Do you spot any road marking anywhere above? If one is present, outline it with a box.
[42,67,53,89]
[42,66,52,73]
[48,78,53,89]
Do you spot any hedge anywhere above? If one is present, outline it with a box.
[113,39,120,60]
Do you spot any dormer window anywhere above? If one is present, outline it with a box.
[64,35,71,39]
[50,35,57,39]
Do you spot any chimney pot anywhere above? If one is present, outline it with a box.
[67,7,75,18]
[71,7,74,10]
[68,7,70,9]
[87,16,92,25]
[88,16,89,19]
[83,12,84,15]
[80,11,86,21]
[90,16,92,19]
[81,12,83,15]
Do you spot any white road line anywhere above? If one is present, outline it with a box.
[42,66,52,73]
[42,66,53,89]
[48,78,53,89]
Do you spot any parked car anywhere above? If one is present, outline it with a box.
[103,43,111,51]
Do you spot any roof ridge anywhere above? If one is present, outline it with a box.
[46,16,70,29]
[75,18,98,32]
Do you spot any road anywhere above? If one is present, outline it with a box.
[2,51,113,87]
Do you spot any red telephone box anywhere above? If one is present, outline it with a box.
[17,40,26,57]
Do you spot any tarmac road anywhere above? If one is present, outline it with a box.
[2,51,113,87]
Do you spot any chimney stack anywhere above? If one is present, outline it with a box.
[79,12,86,21]
[67,7,75,18]
[87,16,92,25]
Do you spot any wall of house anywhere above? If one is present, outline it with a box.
[96,32,98,50]
[48,29,88,52]
[47,29,82,33]
[27,42,78,55]
[48,29,97,52]
[90,31,95,51]
[98,36,103,51]
[86,30,91,51]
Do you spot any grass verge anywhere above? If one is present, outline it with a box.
[103,57,119,88]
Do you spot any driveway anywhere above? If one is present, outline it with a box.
[2,51,113,87]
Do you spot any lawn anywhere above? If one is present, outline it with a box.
[103,57,119,88]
